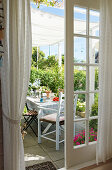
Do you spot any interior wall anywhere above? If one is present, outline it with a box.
[0,0,4,169]
[0,81,3,170]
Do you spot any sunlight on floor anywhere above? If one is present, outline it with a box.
[24,153,46,161]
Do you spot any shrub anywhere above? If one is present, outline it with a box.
[89,94,98,131]
[30,65,64,93]
[91,101,98,116]
[95,68,99,90]
[30,66,38,84]
[74,69,86,91]
[76,100,85,112]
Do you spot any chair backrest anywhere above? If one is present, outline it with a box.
[57,92,78,119]
[74,94,78,118]
[58,92,65,116]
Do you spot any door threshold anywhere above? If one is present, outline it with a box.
[58,160,96,170]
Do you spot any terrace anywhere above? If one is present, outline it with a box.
[23,127,64,169]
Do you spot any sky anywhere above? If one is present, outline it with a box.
[31,2,99,61]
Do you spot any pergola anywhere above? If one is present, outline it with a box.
[31,6,99,67]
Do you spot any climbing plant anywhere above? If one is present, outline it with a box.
[32,0,63,8]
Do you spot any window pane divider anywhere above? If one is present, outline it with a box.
[74,90,99,94]
[89,116,98,120]
[73,33,99,39]
[89,90,99,93]
[74,118,87,122]
[74,63,99,66]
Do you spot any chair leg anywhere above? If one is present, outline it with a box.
[38,118,41,144]
[56,122,59,150]
[59,126,61,136]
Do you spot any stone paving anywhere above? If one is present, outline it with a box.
[23,115,85,170]
[23,130,65,169]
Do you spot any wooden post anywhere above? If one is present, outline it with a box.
[37,46,38,69]
[58,42,62,68]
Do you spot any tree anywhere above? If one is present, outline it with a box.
[33,0,63,8]
[32,47,46,68]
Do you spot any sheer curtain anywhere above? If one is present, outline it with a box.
[97,0,112,164]
[2,0,32,170]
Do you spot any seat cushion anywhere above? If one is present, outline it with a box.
[24,110,38,116]
[40,113,64,124]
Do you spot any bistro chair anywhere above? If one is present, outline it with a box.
[22,103,38,137]
[38,92,78,150]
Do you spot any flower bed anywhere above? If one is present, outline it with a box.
[74,128,97,146]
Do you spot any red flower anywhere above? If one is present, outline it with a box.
[53,97,59,101]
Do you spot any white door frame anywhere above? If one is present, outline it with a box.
[65,0,100,168]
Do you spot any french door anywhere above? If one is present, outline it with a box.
[65,0,100,168]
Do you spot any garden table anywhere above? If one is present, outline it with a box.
[26,96,59,113]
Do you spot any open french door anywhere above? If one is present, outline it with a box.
[65,0,100,169]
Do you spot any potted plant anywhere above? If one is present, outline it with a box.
[76,99,86,118]
[45,87,51,98]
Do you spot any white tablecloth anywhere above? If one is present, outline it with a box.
[26,96,59,114]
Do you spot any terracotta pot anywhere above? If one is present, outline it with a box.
[76,111,85,118]
[46,91,50,98]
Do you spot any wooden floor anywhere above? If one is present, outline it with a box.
[81,159,112,170]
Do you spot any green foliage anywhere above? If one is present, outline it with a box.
[23,106,27,114]
[76,100,85,112]
[89,118,98,132]
[30,65,64,93]
[95,68,99,90]
[74,69,86,91]
[91,101,98,116]
[38,55,58,70]
[91,94,98,117]
[62,55,64,64]
[30,47,64,93]
[89,94,98,131]
[31,47,99,101]
[32,47,37,63]
[33,0,63,8]
[30,66,38,83]
[32,47,46,68]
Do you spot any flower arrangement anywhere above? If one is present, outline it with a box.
[73,128,97,146]
[53,97,59,101]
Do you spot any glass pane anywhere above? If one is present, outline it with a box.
[74,37,86,63]
[74,66,86,91]
[89,66,99,91]
[89,119,98,142]
[74,7,87,35]
[89,93,98,117]
[89,38,99,64]
[75,94,86,119]
[89,10,100,37]
[73,121,85,146]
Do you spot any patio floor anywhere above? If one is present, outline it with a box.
[23,129,65,169]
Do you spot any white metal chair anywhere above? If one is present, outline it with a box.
[38,92,78,150]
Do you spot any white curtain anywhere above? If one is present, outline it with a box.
[2,0,32,170]
[97,0,112,164]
